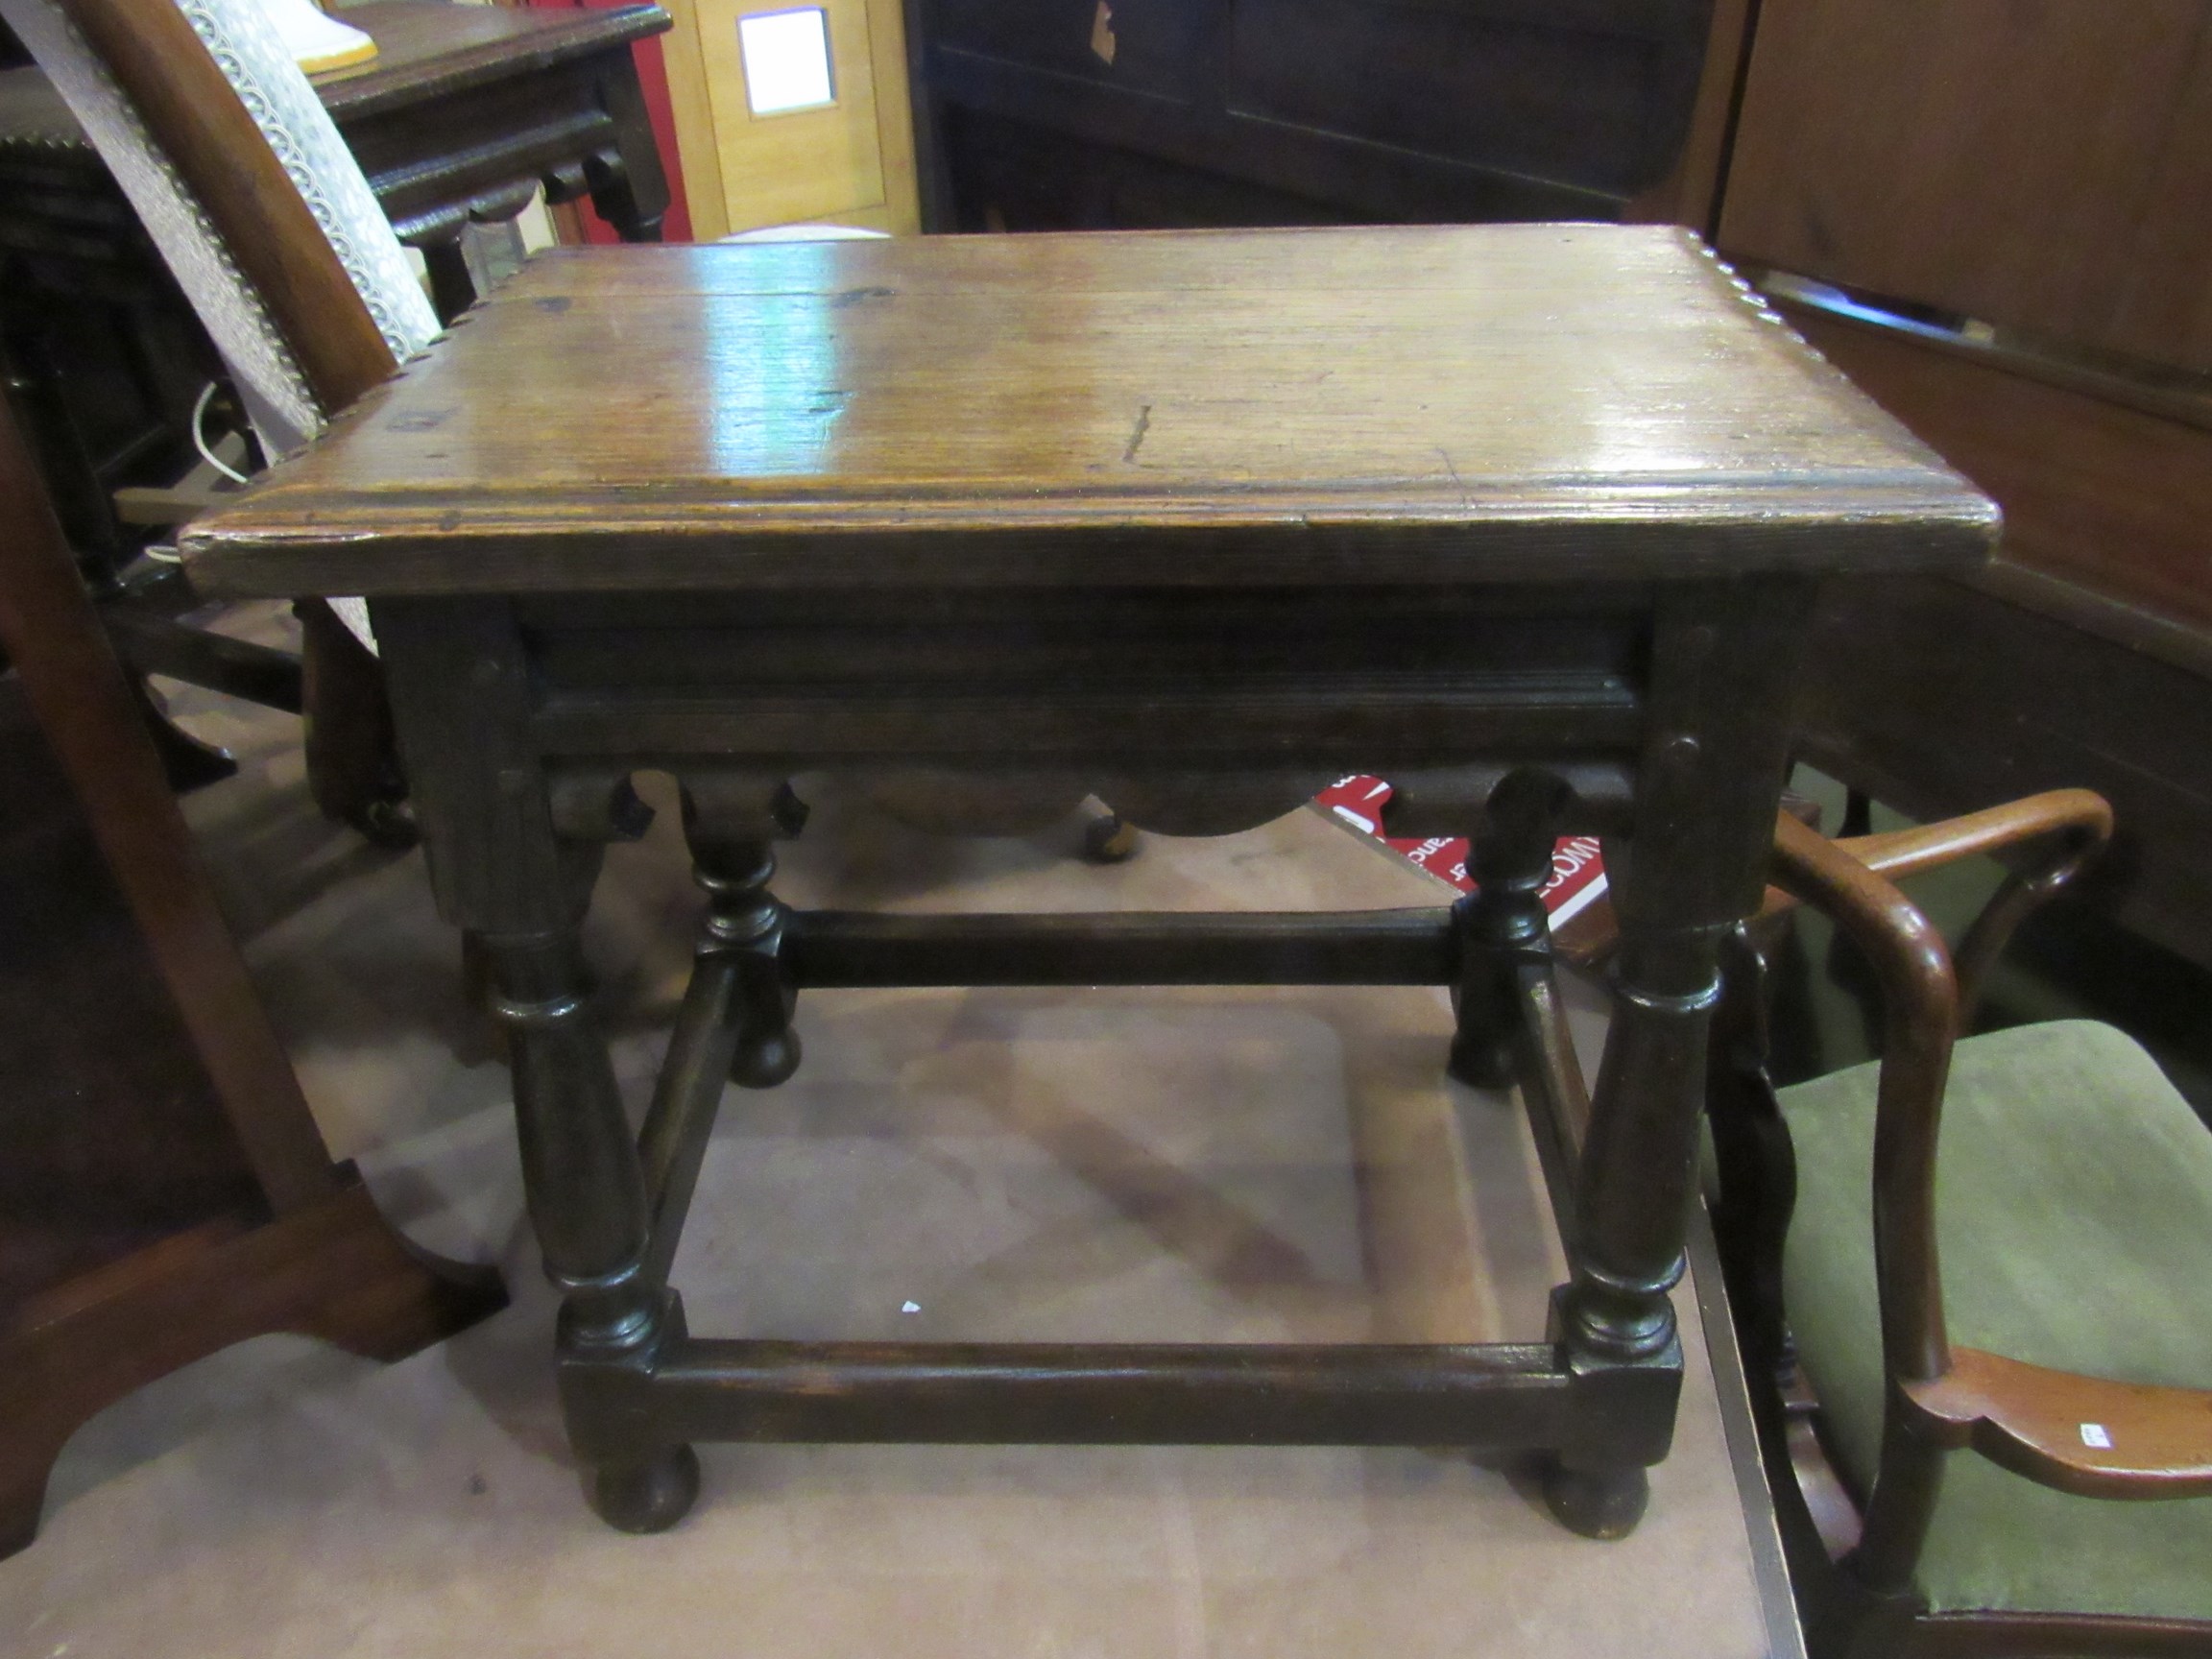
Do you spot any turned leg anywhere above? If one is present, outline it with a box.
[692,840,801,1090]
[1538,912,1719,1537]
[1439,769,1682,1537]
[1448,770,1569,1089]
[480,928,695,1533]
[370,600,704,1532]
[679,779,805,1091]
[1541,583,1814,1538]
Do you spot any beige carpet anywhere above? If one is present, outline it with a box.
[1,616,1795,1657]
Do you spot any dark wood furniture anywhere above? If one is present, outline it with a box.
[1,1,671,325]
[0,1,673,601]
[0,384,504,1562]
[903,0,1733,230]
[1701,793,2212,1655]
[184,223,1988,1538]
[1694,0,2212,974]
[0,64,228,589]
[1773,304,2212,974]
[8,0,679,844]
[1716,0,2212,381]
[313,0,673,318]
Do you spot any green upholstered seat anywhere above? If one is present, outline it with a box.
[1779,1020,2212,1621]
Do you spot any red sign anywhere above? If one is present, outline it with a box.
[1313,776,1608,924]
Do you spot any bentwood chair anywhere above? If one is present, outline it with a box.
[1706,791,2212,1657]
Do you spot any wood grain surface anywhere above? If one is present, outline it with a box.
[1907,1346,2212,1501]
[1778,302,2212,631]
[1720,0,2212,376]
[182,225,1993,596]
[309,1,669,117]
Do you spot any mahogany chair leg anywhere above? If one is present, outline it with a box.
[0,391,503,1561]
[0,1175,504,1559]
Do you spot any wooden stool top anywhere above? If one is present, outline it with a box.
[184,225,1994,597]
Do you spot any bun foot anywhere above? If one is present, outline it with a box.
[1540,1459,1648,1539]
[732,1027,801,1089]
[1446,1031,1517,1091]
[588,1443,701,1534]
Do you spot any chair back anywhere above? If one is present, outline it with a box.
[0,0,435,453]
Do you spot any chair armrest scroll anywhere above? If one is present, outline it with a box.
[1905,1347,2212,1500]
[1836,790,2112,1024]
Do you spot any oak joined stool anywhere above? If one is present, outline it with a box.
[182,224,1992,1539]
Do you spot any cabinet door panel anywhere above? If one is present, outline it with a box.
[1719,0,2212,374]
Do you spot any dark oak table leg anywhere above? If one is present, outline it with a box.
[1543,580,1814,1537]
[375,596,696,1530]
[482,926,696,1530]
[1450,767,1574,1091]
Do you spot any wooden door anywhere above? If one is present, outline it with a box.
[661,0,922,235]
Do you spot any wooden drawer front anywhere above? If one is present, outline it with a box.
[517,587,1650,765]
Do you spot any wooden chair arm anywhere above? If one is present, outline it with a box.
[1835,790,2113,1025]
[1748,787,2110,924]
[1831,789,2113,883]
[1565,792,2113,1392]
[1583,791,2110,966]
[1905,1347,2212,1500]
[1769,812,1958,1386]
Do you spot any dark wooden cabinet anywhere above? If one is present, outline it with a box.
[911,0,1719,228]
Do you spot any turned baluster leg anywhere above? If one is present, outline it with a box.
[479,928,698,1532]
[1449,770,1570,1090]
[692,839,802,1089]
[681,779,806,1090]
[1540,915,1719,1537]
[373,599,697,1532]
[1541,580,1814,1538]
